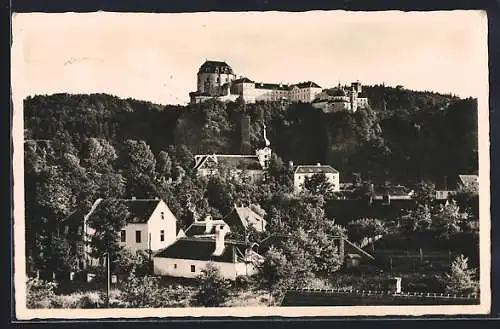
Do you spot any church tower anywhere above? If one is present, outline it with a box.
[256,124,272,169]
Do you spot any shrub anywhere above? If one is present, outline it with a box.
[193,263,231,307]
[26,278,57,309]
[234,275,250,289]
[120,272,167,308]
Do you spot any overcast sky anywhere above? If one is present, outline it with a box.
[12,10,488,105]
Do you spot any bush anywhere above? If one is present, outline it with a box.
[26,278,57,309]
[52,291,103,308]
[193,263,231,307]
[234,275,250,289]
[120,273,167,308]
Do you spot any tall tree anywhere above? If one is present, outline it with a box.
[86,199,130,260]
[445,254,479,296]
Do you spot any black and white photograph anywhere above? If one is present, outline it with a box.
[11,10,490,319]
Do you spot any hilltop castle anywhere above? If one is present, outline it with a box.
[189,60,369,113]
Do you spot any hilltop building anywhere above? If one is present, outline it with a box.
[189,60,327,105]
[311,82,369,113]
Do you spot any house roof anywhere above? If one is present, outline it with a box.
[184,219,229,238]
[198,60,234,74]
[254,82,291,91]
[458,174,479,189]
[233,77,254,84]
[325,88,348,97]
[153,238,250,263]
[195,154,263,171]
[374,185,413,197]
[89,198,162,224]
[294,81,322,89]
[224,204,267,230]
[294,164,339,174]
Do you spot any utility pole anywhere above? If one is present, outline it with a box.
[106,252,110,308]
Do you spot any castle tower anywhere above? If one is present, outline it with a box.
[196,60,236,96]
[256,123,272,169]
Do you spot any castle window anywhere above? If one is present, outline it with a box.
[161,212,165,220]
[135,230,141,243]
[191,265,196,272]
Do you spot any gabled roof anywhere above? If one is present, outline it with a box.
[458,174,479,189]
[198,60,234,74]
[90,198,163,224]
[224,204,267,230]
[294,81,322,89]
[153,238,251,263]
[195,154,263,171]
[294,164,339,174]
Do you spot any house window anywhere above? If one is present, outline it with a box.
[174,264,177,269]
[135,230,141,243]
[161,212,165,220]
[160,230,165,242]
[190,265,196,273]
[120,230,126,242]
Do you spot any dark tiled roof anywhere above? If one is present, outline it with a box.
[189,91,211,97]
[233,77,254,83]
[195,155,263,171]
[198,60,234,74]
[218,156,263,170]
[294,81,322,89]
[154,238,249,263]
[92,199,160,224]
[184,220,228,237]
[294,165,339,174]
[325,88,347,97]
[254,82,291,91]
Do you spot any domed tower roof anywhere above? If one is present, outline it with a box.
[198,60,234,74]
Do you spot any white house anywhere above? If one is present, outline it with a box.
[293,163,340,194]
[83,197,177,267]
[153,221,264,280]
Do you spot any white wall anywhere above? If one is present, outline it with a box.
[294,172,340,194]
[153,258,258,280]
[147,200,177,251]
[119,223,149,253]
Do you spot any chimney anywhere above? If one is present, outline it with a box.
[317,163,321,166]
[212,224,230,256]
[204,215,213,233]
[131,196,136,200]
